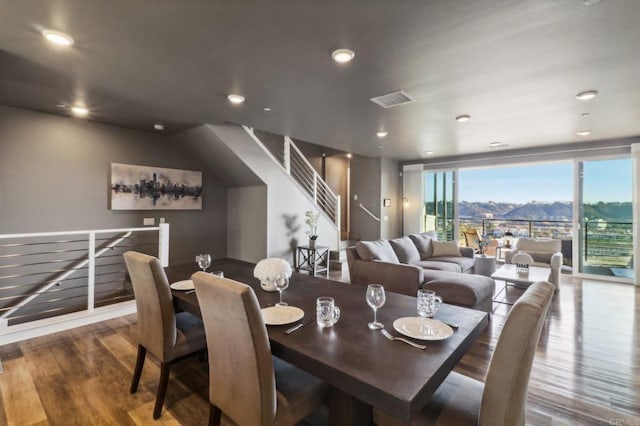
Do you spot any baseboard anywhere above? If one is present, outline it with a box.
[0,301,137,346]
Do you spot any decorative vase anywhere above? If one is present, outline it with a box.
[260,277,278,292]
[309,239,317,249]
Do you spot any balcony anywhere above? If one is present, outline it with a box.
[458,218,633,278]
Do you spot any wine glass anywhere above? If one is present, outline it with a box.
[273,276,289,307]
[366,284,386,330]
[196,254,211,272]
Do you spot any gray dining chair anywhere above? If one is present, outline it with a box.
[123,251,206,419]
[374,280,555,426]
[191,271,328,426]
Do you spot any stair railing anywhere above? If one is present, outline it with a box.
[0,224,169,345]
[242,126,341,231]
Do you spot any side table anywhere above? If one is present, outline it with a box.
[295,245,330,277]
[474,255,496,277]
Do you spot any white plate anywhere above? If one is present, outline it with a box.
[170,280,194,291]
[393,317,453,341]
[261,306,304,325]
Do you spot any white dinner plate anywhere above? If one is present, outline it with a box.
[170,280,195,291]
[261,306,304,325]
[393,317,453,341]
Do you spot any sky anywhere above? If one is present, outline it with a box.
[457,159,632,203]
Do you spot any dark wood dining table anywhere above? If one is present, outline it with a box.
[166,259,488,425]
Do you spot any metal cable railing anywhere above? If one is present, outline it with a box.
[242,125,341,228]
[0,225,169,330]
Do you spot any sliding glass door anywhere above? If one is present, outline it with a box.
[424,170,456,241]
[577,158,634,280]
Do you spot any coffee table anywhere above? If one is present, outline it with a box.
[491,263,551,305]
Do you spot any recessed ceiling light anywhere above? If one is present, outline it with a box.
[378,145,383,149]
[56,103,67,109]
[577,130,592,136]
[425,151,434,155]
[227,94,245,104]
[331,49,355,63]
[42,30,74,46]
[581,113,591,117]
[263,107,271,112]
[70,106,89,117]
[489,141,502,147]
[455,114,471,122]
[346,153,352,158]
[376,131,388,138]
[154,124,165,131]
[576,90,598,101]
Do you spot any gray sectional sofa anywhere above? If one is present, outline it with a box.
[347,233,495,313]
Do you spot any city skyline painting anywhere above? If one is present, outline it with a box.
[110,163,202,210]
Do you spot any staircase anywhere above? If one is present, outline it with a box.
[242,126,341,229]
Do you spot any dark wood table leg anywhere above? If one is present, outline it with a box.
[329,386,373,426]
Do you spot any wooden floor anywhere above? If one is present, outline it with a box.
[0,273,639,425]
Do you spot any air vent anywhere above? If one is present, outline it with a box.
[370,90,414,108]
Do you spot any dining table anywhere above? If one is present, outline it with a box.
[166,258,489,425]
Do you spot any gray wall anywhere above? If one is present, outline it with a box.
[381,158,402,239]
[0,105,228,265]
[227,185,268,263]
[349,154,382,241]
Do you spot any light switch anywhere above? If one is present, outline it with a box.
[354,194,358,200]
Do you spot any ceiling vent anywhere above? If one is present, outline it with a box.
[370,90,414,108]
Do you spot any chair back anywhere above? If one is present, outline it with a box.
[463,229,481,250]
[515,238,561,253]
[479,280,554,426]
[123,251,176,360]
[192,271,277,425]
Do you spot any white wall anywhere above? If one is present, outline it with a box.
[205,124,338,265]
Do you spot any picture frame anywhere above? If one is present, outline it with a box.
[110,163,203,210]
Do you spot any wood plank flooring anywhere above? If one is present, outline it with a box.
[0,275,639,425]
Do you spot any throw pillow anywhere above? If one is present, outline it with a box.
[389,236,421,264]
[431,240,462,257]
[355,240,400,263]
[409,233,434,259]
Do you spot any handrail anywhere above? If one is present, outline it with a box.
[286,136,339,200]
[0,232,132,320]
[242,125,341,231]
[359,203,381,222]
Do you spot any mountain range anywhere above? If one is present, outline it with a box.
[458,201,632,221]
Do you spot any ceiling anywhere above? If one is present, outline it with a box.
[1,0,639,160]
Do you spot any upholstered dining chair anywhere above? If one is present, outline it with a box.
[374,280,555,426]
[191,271,328,426]
[123,251,206,419]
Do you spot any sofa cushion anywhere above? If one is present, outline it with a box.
[355,240,399,263]
[431,241,462,257]
[431,256,475,273]
[522,250,552,264]
[389,237,421,264]
[409,233,435,260]
[413,260,462,273]
[422,272,495,310]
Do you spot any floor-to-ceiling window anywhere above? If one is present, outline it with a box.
[577,158,634,280]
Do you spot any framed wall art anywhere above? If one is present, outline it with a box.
[110,163,202,210]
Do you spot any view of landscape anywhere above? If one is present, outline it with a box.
[427,160,635,275]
